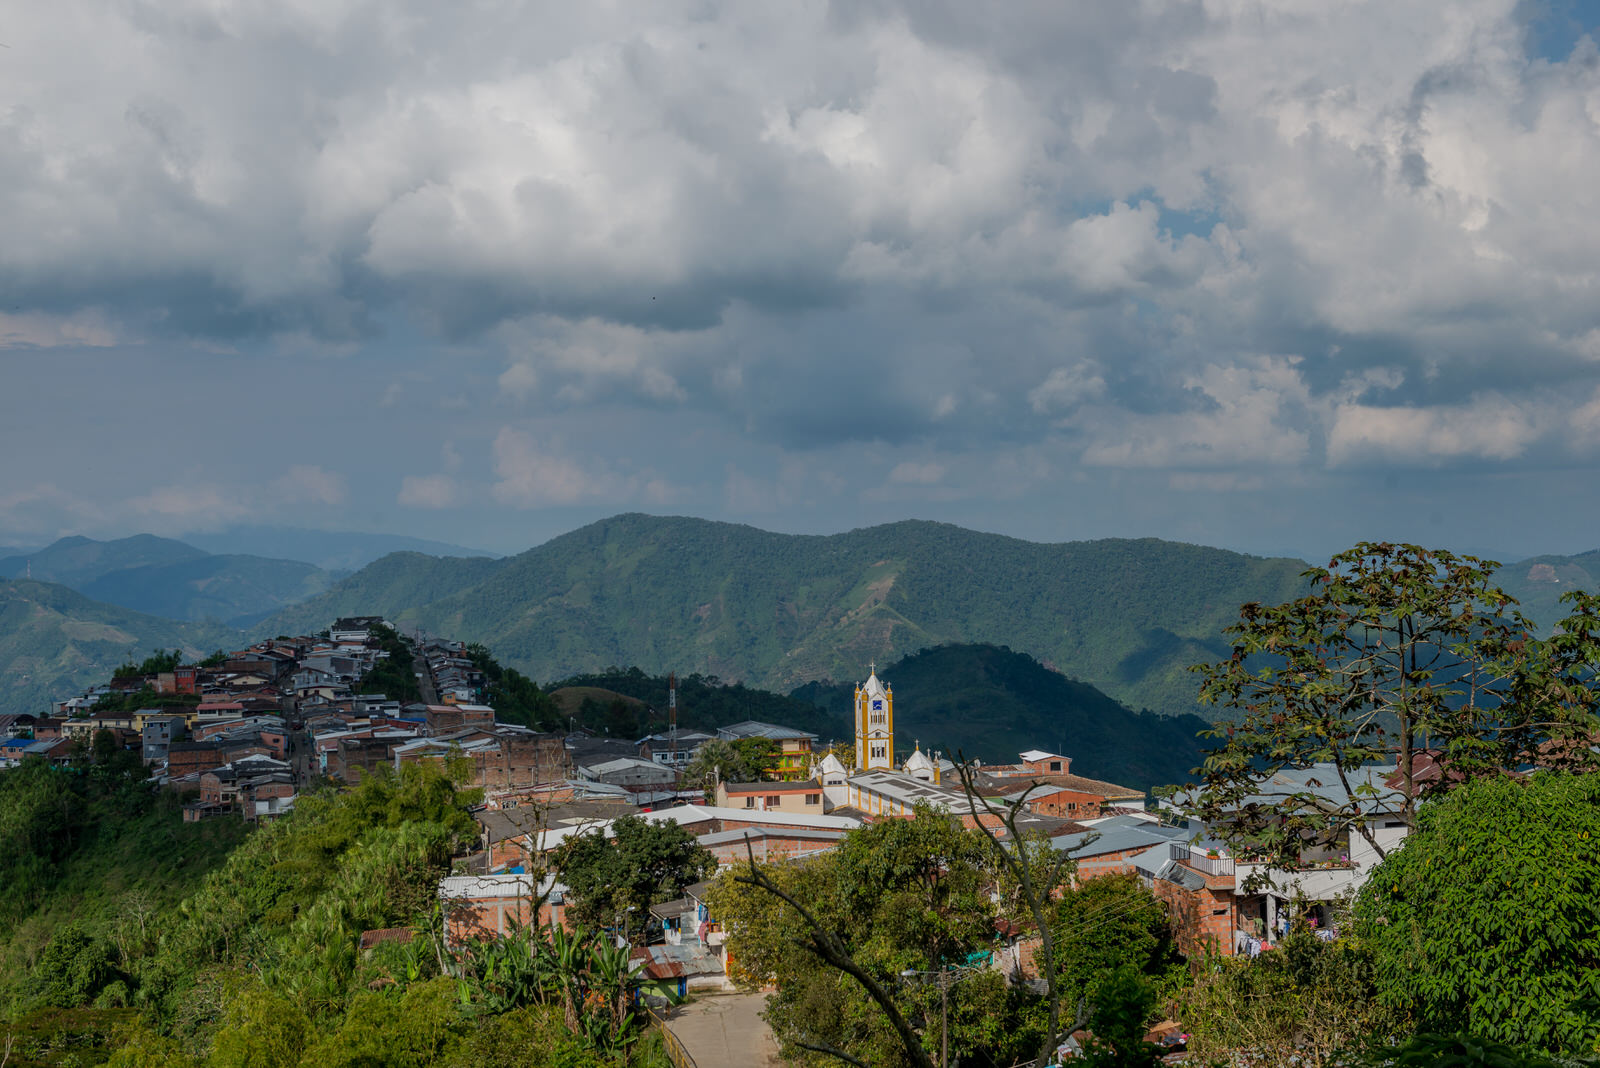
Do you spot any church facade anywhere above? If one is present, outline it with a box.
[853,665,895,772]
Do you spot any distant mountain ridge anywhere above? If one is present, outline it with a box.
[257,513,1316,718]
[180,525,497,572]
[0,579,237,717]
[0,535,338,627]
[0,534,206,586]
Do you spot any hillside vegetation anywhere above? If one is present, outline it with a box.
[258,552,507,637]
[549,667,852,742]
[0,580,236,717]
[0,760,663,1067]
[794,644,1211,790]
[259,514,1312,718]
[1491,550,1600,637]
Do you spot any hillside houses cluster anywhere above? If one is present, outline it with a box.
[5,625,1402,1000]
[444,664,1416,1001]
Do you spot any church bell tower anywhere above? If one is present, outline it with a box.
[854,664,894,771]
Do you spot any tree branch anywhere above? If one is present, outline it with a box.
[793,1038,873,1068]
[734,845,936,1068]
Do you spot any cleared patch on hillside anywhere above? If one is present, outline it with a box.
[548,686,648,716]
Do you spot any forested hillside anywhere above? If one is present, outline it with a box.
[258,552,508,637]
[259,514,1312,718]
[794,644,1211,790]
[1492,550,1600,637]
[0,580,236,717]
[549,667,852,743]
[0,759,664,1066]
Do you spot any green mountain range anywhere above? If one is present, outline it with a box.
[180,525,497,572]
[0,579,237,716]
[0,535,338,627]
[1491,550,1600,636]
[0,534,206,585]
[257,513,1314,718]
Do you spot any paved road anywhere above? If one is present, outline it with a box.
[665,993,786,1067]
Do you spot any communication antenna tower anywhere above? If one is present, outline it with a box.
[668,671,678,761]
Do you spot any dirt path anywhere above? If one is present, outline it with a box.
[665,992,786,1067]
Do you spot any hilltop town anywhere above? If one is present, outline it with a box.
[0,607,1475,1067]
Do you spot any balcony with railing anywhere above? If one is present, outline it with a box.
[1170,842,1235,876]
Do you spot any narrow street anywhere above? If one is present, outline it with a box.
[663,993,786,1067]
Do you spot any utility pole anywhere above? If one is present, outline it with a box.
[901,964,968,1068]
[940,968,950,1068]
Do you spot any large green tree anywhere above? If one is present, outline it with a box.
[710,806,1044,1068]
[553,816,715,942]
[680,737,781,799]
[1186,543,1600,867]
[1354,771,1600,1055]
[1050,874,1182,1014]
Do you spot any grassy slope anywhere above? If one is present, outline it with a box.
[260,514,1311,719]
[794,643,1212,791]
[0,581,240,717]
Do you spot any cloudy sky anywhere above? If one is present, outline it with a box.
[3,0,1600,562]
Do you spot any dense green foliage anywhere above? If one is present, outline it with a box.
[356,623,423,703]
[1354,772,1600,1055]
[680,738,783,796]
[0,579,236,717]
[796,643,1211,789]
[0,756,246,957]
[710,808,1049,1068]
[463,642,559,730]
[554,816,716,940]
[1346,1032,1600,1068]
[254,513,1315,718]
[4,759,659,1066]
[89,688,201,715]
[1050,875,1183,1013]
[112,649,183,679]
[1179,929,1403,1067]
[453,919,663,1062]
[1187,544,1600,873]
[555,665,850,740]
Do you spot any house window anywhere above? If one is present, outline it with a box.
[805,793,820,805]
[1049,760,1062,772]
[766,795,781,807]
[745,796,755,808]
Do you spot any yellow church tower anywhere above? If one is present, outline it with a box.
[854,663,894,771]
